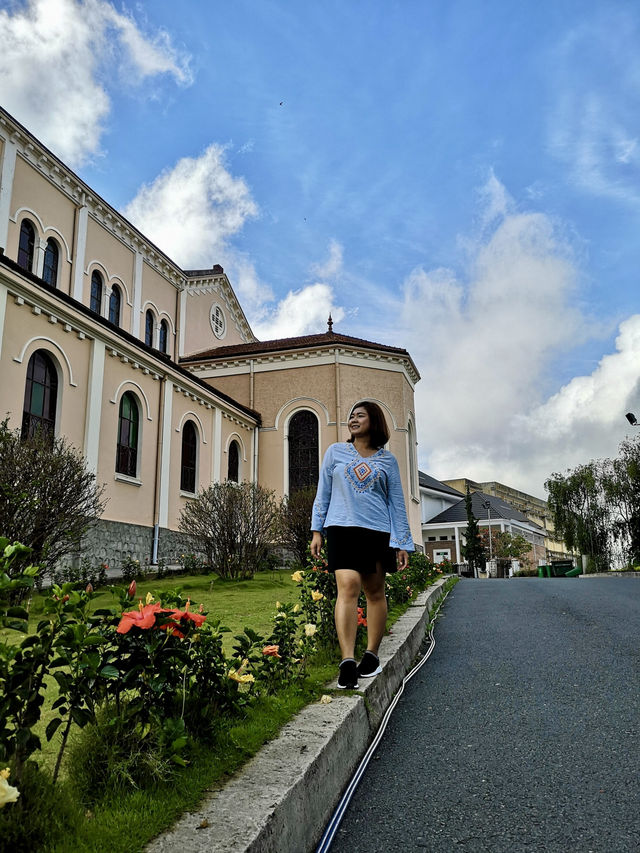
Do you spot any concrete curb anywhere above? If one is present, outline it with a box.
[147,578,449,853]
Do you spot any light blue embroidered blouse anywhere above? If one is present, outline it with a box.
[311,442,415,551]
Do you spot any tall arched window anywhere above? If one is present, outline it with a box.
[90,271,103,314]
[116,391,139,477]
[288,410,319,493]
[180,421,198,493]
[109,285,121,327]
[228,440,240,483]
[42,238,59,287]
[145,310,154,347]
[159,319,168,353]
[21,350,58,440]
[18,219,35,271]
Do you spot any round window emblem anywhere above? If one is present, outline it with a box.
[210,303,226,339]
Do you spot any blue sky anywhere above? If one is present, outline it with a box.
[2,0,640,497]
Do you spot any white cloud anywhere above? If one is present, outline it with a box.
[548,15,640,203]
[123,153,344,340]
[402,173,633,497]
[0,0,191,166]
[251,283,345,340]
[122,144,258,268]
[310,239,343,280]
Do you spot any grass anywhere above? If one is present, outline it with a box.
[2,569,446,852]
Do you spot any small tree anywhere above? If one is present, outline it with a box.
[179,481,281,579]
[278,486,316,567]
[0,420,106,579]
[461,488,485,574]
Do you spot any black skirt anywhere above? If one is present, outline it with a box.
[325,526,398,575]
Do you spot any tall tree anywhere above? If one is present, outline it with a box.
[461,489,485,574]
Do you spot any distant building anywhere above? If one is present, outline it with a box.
[422,487,547,568]
[442,477,570,561]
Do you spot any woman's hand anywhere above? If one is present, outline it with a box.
[397,550,409,571]
[310,531,324,560]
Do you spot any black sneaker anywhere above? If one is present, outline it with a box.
[337,658,359,689]
[357,650,382,678]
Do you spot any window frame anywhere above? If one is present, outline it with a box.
[90,270,103,315]
[145,309,155,347]
[109,284,121,327]
[21,349,58,441]
[287,409,319,495]
[18,219,36,271]
[180,420,198,493]
[115,391,140,479]
[42,237,60,287]
[227,439,240,483]
[158,319,168,353]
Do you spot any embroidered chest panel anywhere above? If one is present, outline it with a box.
[344,456,383,493]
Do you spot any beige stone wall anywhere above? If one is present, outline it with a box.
[141,261,177,350]
[7,156,76,295]
[183,287,248,355]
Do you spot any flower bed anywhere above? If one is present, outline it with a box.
[0,540,443,849]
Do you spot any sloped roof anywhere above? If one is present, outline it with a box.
[181,330,420,375]
[425,490,541,528]
[418,471,465,498]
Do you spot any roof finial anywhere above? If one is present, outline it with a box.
[327,313,333,334]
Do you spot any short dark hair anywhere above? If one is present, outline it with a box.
[347,400,390,448]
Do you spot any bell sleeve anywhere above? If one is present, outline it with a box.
[386,453,415,551]
[310,444,335,534]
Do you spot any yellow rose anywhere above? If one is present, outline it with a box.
[311,590,324,602]
[291,570,304,583]
[305,623,317,637]
[319,694,332,705]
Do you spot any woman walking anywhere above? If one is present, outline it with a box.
[310,400,414,689]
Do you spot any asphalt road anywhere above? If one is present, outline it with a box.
[329,578,639,853]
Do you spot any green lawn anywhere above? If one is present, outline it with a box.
[2,570,452,853]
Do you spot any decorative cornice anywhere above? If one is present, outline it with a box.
[186,344,420,385]
[0,109,185,291]
[184,273,256,344]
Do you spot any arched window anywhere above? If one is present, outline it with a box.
[145,309,154,347]
[116,391,139,477]
[21,350,58,440]
[90,271,103,315]
[180,421,198,493]
[288,410,319,493]
[109,285,121,327]
[42,238,59,287]
[159,319,168,353]
[228,440,240,483]
[18,219,35,271]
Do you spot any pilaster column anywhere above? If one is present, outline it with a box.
[158,380,173,528]
[83,339,105,473]
[72,202,88,301]
[0,139,17,251]
[132,251,143,337]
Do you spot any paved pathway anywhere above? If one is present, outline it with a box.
[330,578,639,853]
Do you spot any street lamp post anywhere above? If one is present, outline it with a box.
[482,500,493,562]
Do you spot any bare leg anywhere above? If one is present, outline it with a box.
[334,569,362,659]
[361,563,387,655]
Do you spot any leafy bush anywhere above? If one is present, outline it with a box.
[0,419,105,580]
[178,482,280,579]
[278,486,316,566]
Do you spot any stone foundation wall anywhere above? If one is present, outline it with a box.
[62,520,202,570]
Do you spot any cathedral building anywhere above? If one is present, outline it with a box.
[0,106,421,566]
